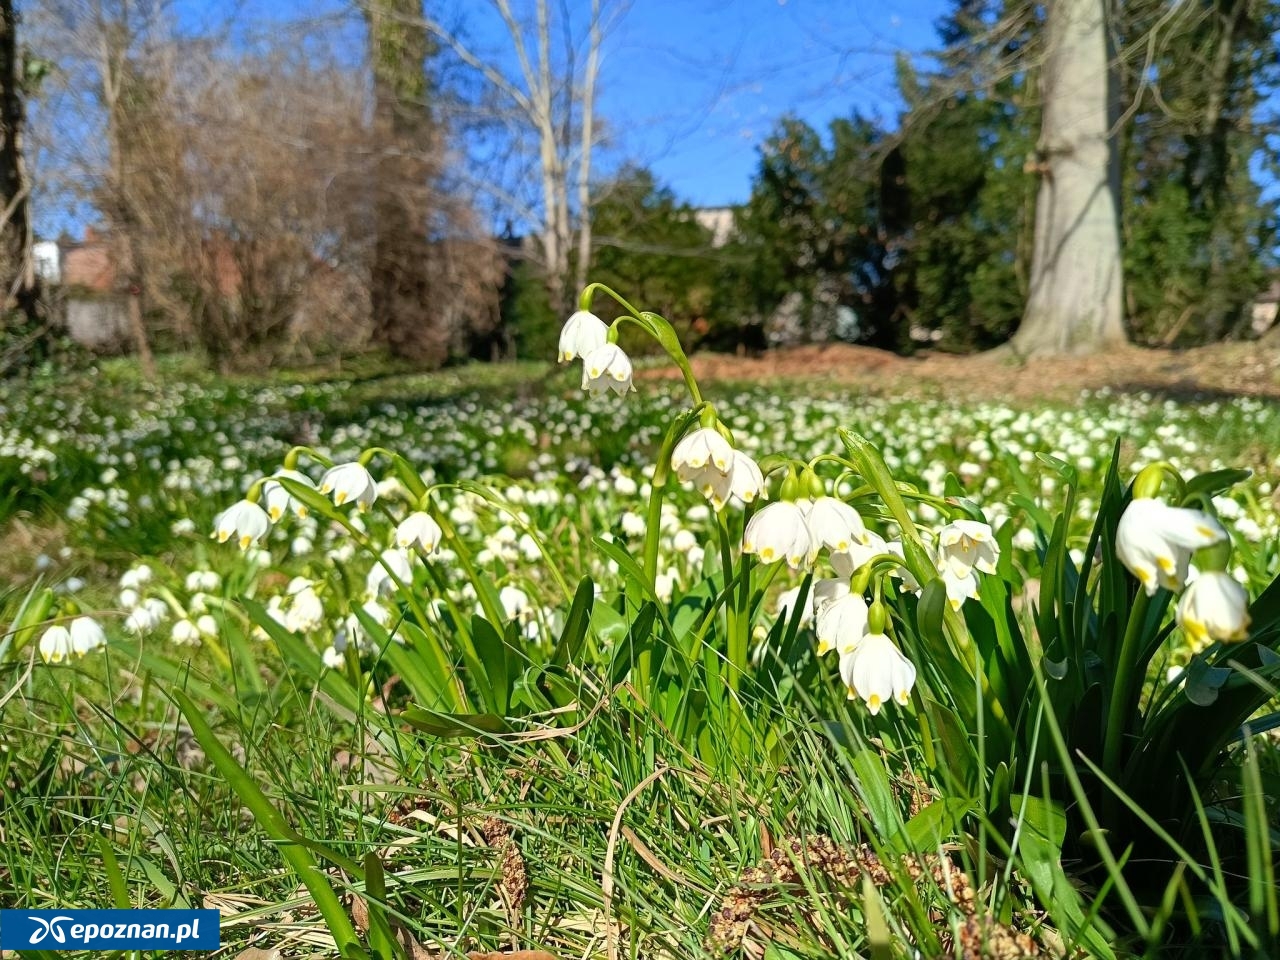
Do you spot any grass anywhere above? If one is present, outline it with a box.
[2,354,1280,958]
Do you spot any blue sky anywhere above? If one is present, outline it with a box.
[220,0,949,209]
[595,0,946,207]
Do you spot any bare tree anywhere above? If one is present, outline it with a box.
[415,0,617,313]
[1014,0,1126,355]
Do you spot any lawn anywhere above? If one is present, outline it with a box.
[3,337,1280,958]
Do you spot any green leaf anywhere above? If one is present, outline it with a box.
[1183,468,1252,502]
[470,615,512,715]
[553,576,595,668]
[401,706,510,738]
[905,797,977,848]
[916,579,947,644]
[849,749,904,844]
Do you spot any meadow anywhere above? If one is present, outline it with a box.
[4,317,1280,959]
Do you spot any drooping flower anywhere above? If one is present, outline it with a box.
[776,585,814,627]
[366,548,413,597]
[171,618,202,646]
[838,632,916,714]
[213,499,270,550]
[581,344,635,397]
[1116,498,1227,595]
[688,449,767,511]
[499,584,534,624]
[742,501,817,570]
[38,624,73,663]
[319,462,378,510]
[940,564,980,610]
[937,519,999,578]
[396,511,444,553]
[284,578,325,633]
[722,451,767,508]
[68,616,107,656]
[557,310,609,362]
[262,469,315,521]
[803,497,870,553]
[672,428,734,477]
[1176,571,1250,649]
[816,593,869,656]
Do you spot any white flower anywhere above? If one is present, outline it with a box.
[262,469,314,521]
[838,632,916,714]
[367,548,413,597]
[558,310,609,362]
[213,499,270,550]
[285,580,325,633]
[120,564,153,589]
[499,585,534,624]
[581,344,635,397]
[620,511,646,537]
[185,570,221,593]
[118,587,140,609]
[321,643,345,670]
[68,617,106,656]
[1176,571,1250,649]
[171,618,202,645]
[742,501,817,570]
[396,511,443,553]
[1116,498,1227,595]
[655,568,678,604]
[196,614,219,637]
[722,451,766,509]
[803,498,869,553]
[776,586,814,626]
[39,625,73,663]
[816,593,869,656]
[812,577,852,614]
[672,427,734,476]
[831,531,890,578]
[937,519,999,578]
[319,462,378,510]
[941,565,980,610]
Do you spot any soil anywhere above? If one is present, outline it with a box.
[639,341,1280,403]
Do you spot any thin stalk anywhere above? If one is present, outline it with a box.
[1102,589,1151,790]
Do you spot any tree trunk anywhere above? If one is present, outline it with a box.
[1013,0,1126,355]
[0,0,37,328]
[98,12,155,378]
[366,0,444,366]
[571,0,600,298]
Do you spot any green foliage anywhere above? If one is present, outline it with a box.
[501,257,560,360]
[586,166,720,353]
[1118,0,1280,345]
[720,114,903,349]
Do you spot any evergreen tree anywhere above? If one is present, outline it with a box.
[1118,0,1279,345]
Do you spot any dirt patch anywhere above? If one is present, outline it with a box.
[639,341,1280,403]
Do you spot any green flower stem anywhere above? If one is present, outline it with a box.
[282,445,333,471]
[1103,589,1152,786]
[715,517,744,690]
[579,281,643,318]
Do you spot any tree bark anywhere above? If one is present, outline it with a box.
[366,0,445,366]
[0,0,38,328]
[96,5,155,378]
[1013,0,1126,355]
[571,0,600,298]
